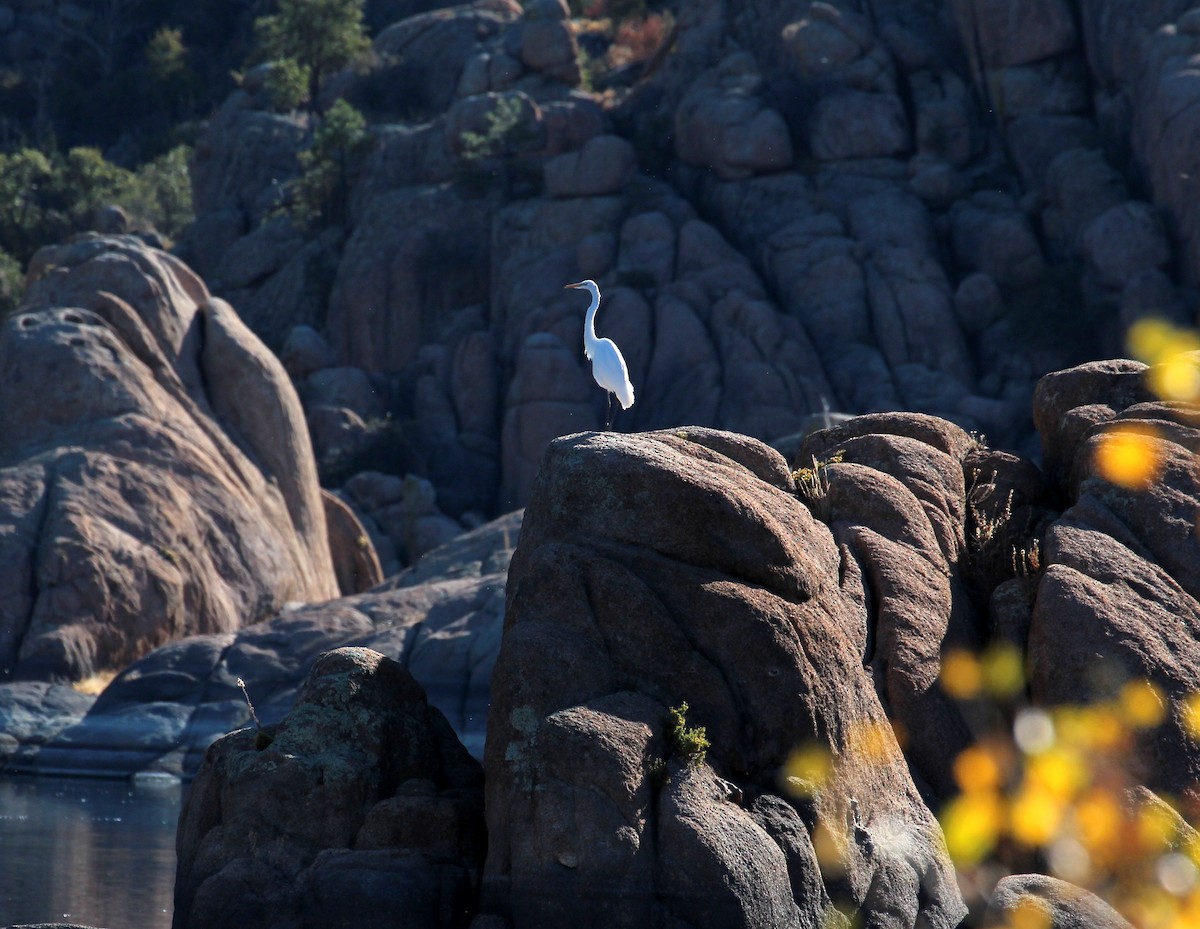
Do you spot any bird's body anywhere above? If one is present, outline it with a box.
[566,279,635,427]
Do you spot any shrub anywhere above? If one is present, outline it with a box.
[253,0,371,112]
[0,144,194,264]
[0,249,24,317]
[666,702,710,768]
[282,99,374,229]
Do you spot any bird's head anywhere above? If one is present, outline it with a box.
[565,279,599,295]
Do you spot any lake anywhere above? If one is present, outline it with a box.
[0,774,182,929]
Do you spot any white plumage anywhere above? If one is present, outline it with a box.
[565,279,635,426]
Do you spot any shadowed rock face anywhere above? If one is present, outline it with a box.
[0,235,340,683]
[171,0,1200,527]
[173,646,485,929]
[1031,359,1200,806]
[483,428,967,929]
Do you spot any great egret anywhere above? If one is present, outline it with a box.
[565,279,635,429]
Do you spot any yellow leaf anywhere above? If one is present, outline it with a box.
[1128,318,1200,366]
[981,643,1026,700]
[1149,356,1200,402]
[845,719,895,765]
[1138,803,1179,855]
[1182,692,1200,742]
[812,821,845,875]
[1026,747,1088,802]
[1073,788,1124,863]
[1008,897,1053,929]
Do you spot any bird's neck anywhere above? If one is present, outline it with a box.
[584,292,600,357]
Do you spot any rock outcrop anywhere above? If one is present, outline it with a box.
[0,235,341,684]
[173,647,485,929]
[181,0,1200,524]
[1031,359,1200,805]
[482,427,967,928]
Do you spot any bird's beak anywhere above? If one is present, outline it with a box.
[564,282,582,289]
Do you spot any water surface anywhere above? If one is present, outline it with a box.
[0,774,181,929]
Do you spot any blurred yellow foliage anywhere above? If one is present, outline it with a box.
[812,821,844,875]
[1007,898,1053,929]
[1073,789,1123,863]
[1128,317,1200,402]
[846,719,895,765]
[1182,692,1200,741]
[1026,747,1089,801]
[1011,784,1066,846]
[1094,425,1162,490]
[941,791,1004,864]
[934,674,1200,928]
[1121,679,1167,729]
[953,744,1005,793]
[941,648,982,699]
[981,643,1027,700]
[783,743,832,797]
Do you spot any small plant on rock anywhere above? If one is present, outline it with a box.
[793,450,844,523]
[666,701,710,768]
[648,701,711,788]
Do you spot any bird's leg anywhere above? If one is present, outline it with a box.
[605,392,614,430]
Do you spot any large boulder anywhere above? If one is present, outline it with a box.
[985,874,1135,929]
[1030,359,1200,804]
[481,428,966,928]
[0,236,339,683]
[173,647,485,929]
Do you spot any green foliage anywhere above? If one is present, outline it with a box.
[456,96,543,197]
[265,58,311,113]
[124,145,196,239]
[283,99,373,228]
[146,27,188,84]
[793,450,844,523]
[253,0,371,112]
[0,144,194,266]
[0,249,23,317]
[459,96,530,161]
[665,702,710,768]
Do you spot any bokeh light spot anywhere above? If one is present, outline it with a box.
[1014,709,1055,755]
[1011,785,1065,847]
[1121,679,1167,729]
[981,643,1026,700]
[782,743,832,798]
[953,744,1004,794]
[941,649,982,700]
[1094,425,1161,490]
[941,792,1003,865]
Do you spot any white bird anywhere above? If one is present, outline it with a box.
[565,279,635,429]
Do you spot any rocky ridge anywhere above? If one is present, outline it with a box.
[174,0,1200,528]
[3,232,1200,927]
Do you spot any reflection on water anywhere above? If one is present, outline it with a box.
[0,774,181,929]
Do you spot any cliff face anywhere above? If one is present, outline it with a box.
[172,0,1200,524]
